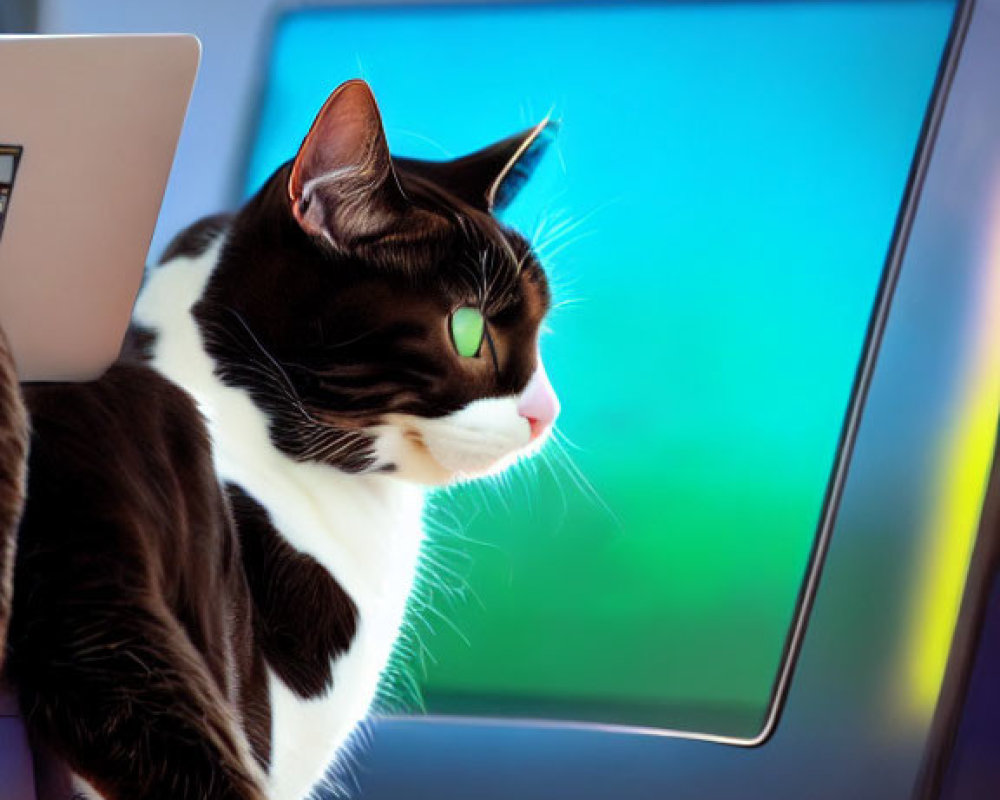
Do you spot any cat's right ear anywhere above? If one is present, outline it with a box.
[288,80,408,251]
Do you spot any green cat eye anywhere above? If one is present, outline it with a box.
[450,307,485,358]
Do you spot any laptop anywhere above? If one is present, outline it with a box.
[0,33,198,800]
[0,34,199,381]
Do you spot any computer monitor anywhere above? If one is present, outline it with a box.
[242,0,999,796]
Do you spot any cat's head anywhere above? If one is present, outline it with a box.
[194,80,559,485]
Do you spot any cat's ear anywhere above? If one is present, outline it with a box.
[395,118,557,214]
[288,80,408,249]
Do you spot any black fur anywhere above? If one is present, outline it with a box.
[229,484,357,700]
[10,366,268,799]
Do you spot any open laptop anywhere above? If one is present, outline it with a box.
[0,33,198,800]
[0,34,199,381]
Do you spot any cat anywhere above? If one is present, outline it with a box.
[0,79,559,800]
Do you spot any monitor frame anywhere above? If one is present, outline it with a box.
[234,0,1000,798]
[240,0,972,754]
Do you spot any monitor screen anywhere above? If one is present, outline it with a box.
[244,0,954,739]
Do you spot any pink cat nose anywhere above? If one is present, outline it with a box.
[517,361,560,440]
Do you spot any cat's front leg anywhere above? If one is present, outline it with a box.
[11,600,268,800]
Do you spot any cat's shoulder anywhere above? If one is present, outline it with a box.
[23,357,208,454]
[159,213,233,264]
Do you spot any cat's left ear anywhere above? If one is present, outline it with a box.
[395,117,557,214]
[288,80,409,250]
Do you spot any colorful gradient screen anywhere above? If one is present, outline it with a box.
[245,1,955,739]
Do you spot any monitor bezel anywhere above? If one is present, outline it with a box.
[235,0,971,748]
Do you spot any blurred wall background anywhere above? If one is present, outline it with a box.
[33,0,528,261]
[0,0,39,32]
[38,0,278,259]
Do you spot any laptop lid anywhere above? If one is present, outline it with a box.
[0,34,199,381]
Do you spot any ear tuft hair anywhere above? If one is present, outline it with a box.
[393,117,558,214]
[487,117,559,212]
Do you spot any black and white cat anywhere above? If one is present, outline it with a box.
[0,79,558,800]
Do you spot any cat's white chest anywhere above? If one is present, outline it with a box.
[265,615,402,800]
[211,443,423,800]
[254,479,423,800]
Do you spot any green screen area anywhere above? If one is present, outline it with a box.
[255,2,955,738]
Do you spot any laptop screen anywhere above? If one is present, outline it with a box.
[244,0,955,738]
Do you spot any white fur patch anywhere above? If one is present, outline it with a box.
[373,398,533,485]
[68,774,105,800]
